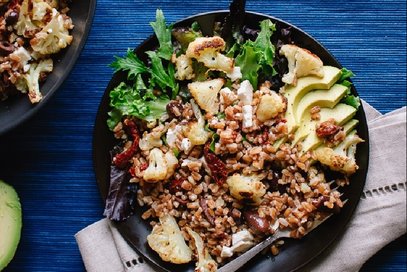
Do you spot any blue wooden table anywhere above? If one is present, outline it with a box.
[0,0,405,271]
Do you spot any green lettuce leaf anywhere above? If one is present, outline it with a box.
[107,80,169,130]
[150,9,173,60]
[235,19,276,88]
[110,49,148,80]
[147,51,178,98]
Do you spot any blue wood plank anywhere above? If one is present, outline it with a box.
[0,0,405,271]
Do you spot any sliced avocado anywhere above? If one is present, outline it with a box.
[342,119,359,135]
[299,103,357,153]
[283,66,342,133]
[0,180,22,271]
[295,84,348,123]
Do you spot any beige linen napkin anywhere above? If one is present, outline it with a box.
[75,101,406,272]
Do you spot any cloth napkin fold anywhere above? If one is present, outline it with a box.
[75,101,406,272]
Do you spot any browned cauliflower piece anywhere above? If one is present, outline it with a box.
[188,78,225,114]
[143,148,168,182]
[171,53,194,80]
[15,58,53,103]
[183,100,212,146]
[186,37,234,74]
[280,44,324,86]
[147,214,192,264]
[186,228,217,272]
[256,91,286,122]
[164,151,178,180]
[30,8,73,55]
[314,130,364,175]
[14,0,44,38]
[226,174,266,205]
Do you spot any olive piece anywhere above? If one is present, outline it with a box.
[243,210,271,234]
[5,10,19,26]
[0,41,14,56]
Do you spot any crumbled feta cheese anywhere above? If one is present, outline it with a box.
[220,229,254,258]
[232,229,254,245]
[242,105,253,128]
[166,125,182,148]
[237,80,253,105]
[226,66,242,82]
[181,138,192,153]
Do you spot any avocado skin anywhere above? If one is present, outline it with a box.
[0,180,22,271]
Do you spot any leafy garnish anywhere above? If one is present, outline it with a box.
[150,9,173,60]
[103,165,138,221]
[209,133,220,152]
[337,68,360,109]
[108,81,169,127]
[146,51,178,98]
[110,49,148,80]
[235,19,276,88]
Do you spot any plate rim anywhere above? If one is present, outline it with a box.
[93,9,369,272]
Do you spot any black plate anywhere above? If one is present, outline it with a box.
[0,0,96,136]
[93,11,369,272]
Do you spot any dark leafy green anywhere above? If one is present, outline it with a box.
[103,165,138,221]
[146,51,178,98]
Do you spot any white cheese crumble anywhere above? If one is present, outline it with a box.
[181,138,192,153]
[221,229,254,258]
[226,66,242,82]
[242,105,253,128]
[237,80,253,105]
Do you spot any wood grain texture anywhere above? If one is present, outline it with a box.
[0,0,405,271]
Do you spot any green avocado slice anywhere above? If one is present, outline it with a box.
[299,103,357,153]
[295,84,348,123]
[283,66,342,134]
[0,180,22,271]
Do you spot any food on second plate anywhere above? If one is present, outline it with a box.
[0,179,22,271]
[0,0,74,103]
[102,9,363,271]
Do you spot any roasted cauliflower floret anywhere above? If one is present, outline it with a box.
[143,148,178,182]
[172,53,194,80]
[226,174,266,205]
[147,214,192,264]
[32,0,53,21]
[30,8,73,55]
[143,148,168,182]
[139,124,165,151]
[280,44,324,86]
[186,228,217,272]
[9,47,32,72]
[186,37,234,74]
[14,0,43,38]
[16,58,53,103]
[184,99,212,145]
[314,130,364,175]
[256,91,286,122]
[188,78,224,114]
[185,121,212,146]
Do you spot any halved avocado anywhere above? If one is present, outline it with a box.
[0,180,22,271]
[295,84,348,123]
[283,66,342,133]
[299,103,357,153]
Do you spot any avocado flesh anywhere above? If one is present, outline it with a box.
[0,180,22,271]
[283,66,342,134]
[291,84,349,146]
[295,84,348,123]
[299,103,357,153]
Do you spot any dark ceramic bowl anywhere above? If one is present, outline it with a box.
[93,10,369,272]
[0,0,96,136]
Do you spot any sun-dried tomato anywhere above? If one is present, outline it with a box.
[113,119,140,169]
[316,119,341,138]
[204,143,227,186]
